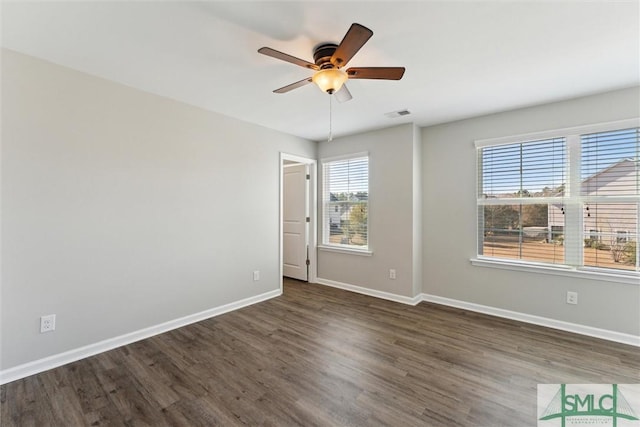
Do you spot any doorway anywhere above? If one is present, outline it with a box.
[280,154,317,288]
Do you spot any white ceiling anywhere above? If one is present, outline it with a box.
[2,1,639,141]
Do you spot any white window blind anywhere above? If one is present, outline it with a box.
[322,155,369,249]
[581,128,639,271]
[477,125,639,274]
[478,138,566,265]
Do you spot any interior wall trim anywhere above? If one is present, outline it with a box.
[315,278,639,347]
[421,293,640,347]
[315,277,422,305]
[4,282,637,385]
[0,289,282,385]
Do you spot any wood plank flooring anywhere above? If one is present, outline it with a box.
[2,278,639,426]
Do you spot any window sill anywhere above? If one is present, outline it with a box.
[318,245,373,256]
[470,257,639,285]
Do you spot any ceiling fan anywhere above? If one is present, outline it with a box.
[258,23,405,102]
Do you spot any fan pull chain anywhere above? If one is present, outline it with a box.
[328,94,333,142]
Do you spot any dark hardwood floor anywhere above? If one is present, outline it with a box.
[2,278,639,426]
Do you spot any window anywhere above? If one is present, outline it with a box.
[581,128,638,271]
[479,137,567,265]
[321,154,369,251]
[476,124,639,276]
[617,231,629,243]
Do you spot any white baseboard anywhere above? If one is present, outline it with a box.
[315,277,422,305]
[316,277,639,347]
[421,293,640,347]
[5,283,637,385]
[0,289,282,385]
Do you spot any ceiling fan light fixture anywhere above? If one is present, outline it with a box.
[259,23,404,100]
[312,68,348,94]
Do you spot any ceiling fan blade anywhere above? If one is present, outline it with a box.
[346,67,406,80]
[334,84,353,103]
[258,47,319,70]
[273,77,313,94]
[330,23,373,68]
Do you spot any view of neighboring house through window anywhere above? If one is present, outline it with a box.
[581,128,639,270]
[322,154,369,250]
[477,126,639,274]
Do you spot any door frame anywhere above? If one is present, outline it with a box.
[279,153,317,291]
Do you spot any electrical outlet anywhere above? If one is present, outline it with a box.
[253,270,260,281]
[40,314,56,333]
[389,269,396,279]
[566,291,578,305]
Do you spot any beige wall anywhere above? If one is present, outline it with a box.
[422,87,640,335]
[316,124,422,299]
[1,49,316,370]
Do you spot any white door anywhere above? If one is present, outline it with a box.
[283,163,308,281]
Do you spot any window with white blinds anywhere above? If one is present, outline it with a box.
[477,125,639,275]
[479,138,567,265]
[581,128,639,271]
[322,154,369,250]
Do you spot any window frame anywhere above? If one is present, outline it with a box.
[473,118,640,285]
[319,152,372,256]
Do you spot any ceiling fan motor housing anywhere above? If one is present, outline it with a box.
[313,43,338,68]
